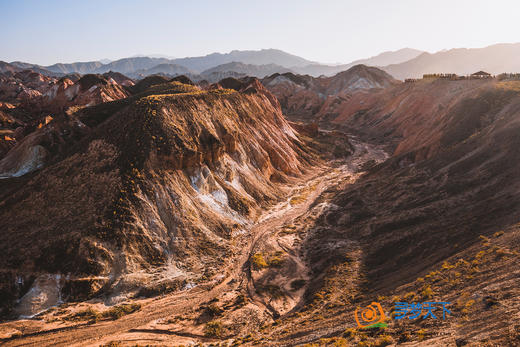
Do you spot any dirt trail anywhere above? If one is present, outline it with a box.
[1,137,387,347]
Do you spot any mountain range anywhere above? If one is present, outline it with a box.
[291,48,424,76]
[5,49,313,77]
[1,48,424,80]
[4,43,520,82]
[383,43,520,79]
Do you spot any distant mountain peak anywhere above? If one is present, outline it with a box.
[382,42,520,79]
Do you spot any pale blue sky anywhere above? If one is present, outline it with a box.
[1,0,519,65]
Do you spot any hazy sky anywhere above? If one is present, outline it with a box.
[1,0,519,65]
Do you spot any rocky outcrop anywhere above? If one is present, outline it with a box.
[0,71,132,162]
[0,114,89,178]
[0,143,47,178]
[261,65,399,121]
[0,70,130,112]
[40,74,129,113]
[102,71,135,87]
[0,70,56,102]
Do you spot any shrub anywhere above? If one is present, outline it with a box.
[206,303,223,317]
[251,253,268,270]
[456,258,470,267]
[404,291,417,301]
[441,261,454,270]
[421,286,434,300]
[479,235,490,242]
[100,342,122,347]
[68,307,101,322]
[417,328,428,341]
[268,256,284,268]
[204,320,224,337]
[102,303,141,320]
[475,250,486,259]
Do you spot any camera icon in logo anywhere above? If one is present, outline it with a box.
[354,302,386,328]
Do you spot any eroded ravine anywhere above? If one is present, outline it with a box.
[1,137,387,347]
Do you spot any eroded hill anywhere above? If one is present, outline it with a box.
[0,78,320,319]
[262,65,399,121]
